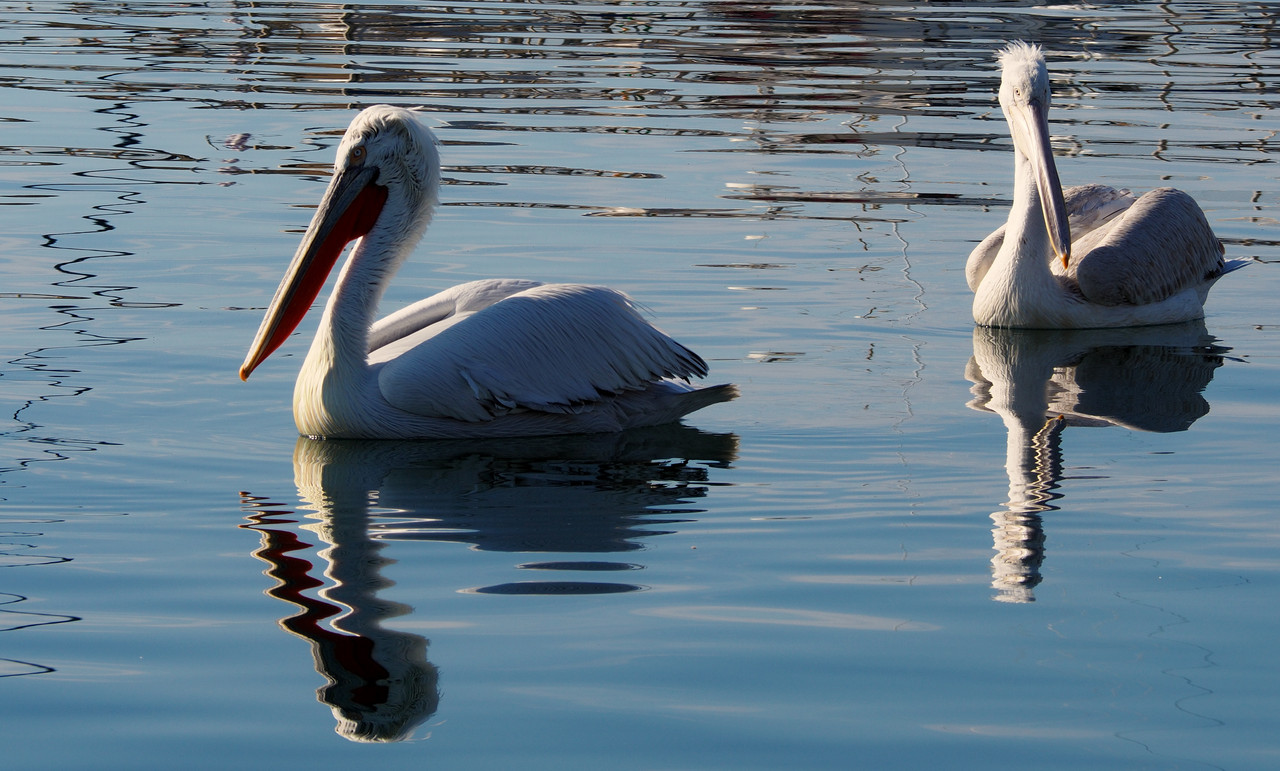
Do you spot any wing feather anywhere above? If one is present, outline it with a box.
[1072,188,1225,306]
[376,283,708,422]
[368,278,544,353]
[967,184,1134,291]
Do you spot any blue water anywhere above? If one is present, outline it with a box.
[2,2,1279,769]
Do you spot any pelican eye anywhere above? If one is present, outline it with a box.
[349,145,367,164]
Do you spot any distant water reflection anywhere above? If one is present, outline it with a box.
[966,322,1229,603]
[239,425,735,740]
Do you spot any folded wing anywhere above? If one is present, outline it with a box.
[374,282,708,422]
[967,184,1135,291]
[1070,187,1226,306]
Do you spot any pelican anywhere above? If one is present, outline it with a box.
[240,105,734,439]
[967,42,1247,328]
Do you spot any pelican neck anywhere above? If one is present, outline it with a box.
[311,233,400,374]
[1003,147,1055,277]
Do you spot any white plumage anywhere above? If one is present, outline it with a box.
[240,105,732,439]
[968,42,1246,329]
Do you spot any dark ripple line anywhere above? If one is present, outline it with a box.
[0,659,56,678]
[0,592,80,637]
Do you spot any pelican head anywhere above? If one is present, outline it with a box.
[997,42,1071,268]
[240,106,442,381]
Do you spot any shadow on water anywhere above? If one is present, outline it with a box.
[965,321,1231,603]
[239,423,736,741]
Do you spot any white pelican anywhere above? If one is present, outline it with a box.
[240,105,734,439]
[967,42,1247,328]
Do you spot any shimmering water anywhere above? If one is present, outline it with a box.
[2,2,1279,768]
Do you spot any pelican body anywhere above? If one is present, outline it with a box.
[967,42,1246,329]
[241,106,733,439]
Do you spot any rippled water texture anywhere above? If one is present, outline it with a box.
[2,3,1279,769]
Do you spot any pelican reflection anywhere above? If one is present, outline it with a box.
[240,424,736,740]
[965,322,1228,603]
[241,495,436,743]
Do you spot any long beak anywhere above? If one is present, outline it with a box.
[1020,97,1071,269]
[239,164,387,381]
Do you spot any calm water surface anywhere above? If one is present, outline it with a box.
[2,2,1279,768]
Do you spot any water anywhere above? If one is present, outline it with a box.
[2,2,1278,768]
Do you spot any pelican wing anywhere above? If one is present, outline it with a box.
[965,226,1007,293]
[375,283,708,422]
[1070,188,1225,306]
[368,278,545,354]
[967,184,1135,291]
